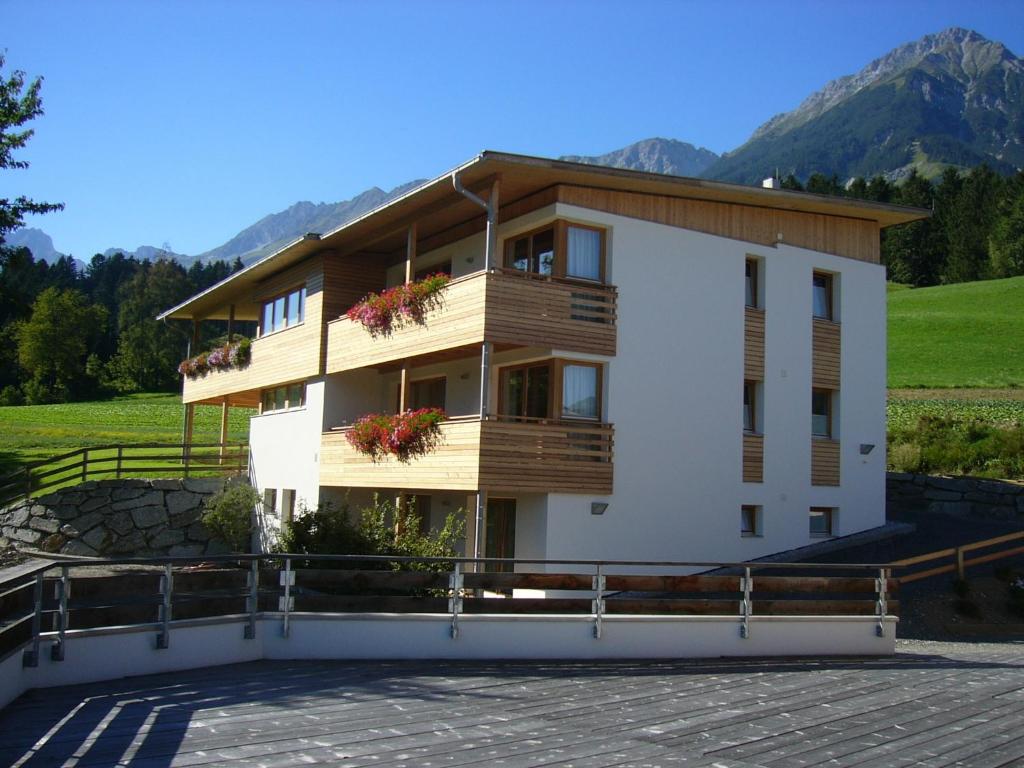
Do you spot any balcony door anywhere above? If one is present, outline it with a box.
[499,363,551,420]
[485,498,516,573]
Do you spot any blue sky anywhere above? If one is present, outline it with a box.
[3,0,1024,260]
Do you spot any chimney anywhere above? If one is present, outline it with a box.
[762,177,782,190]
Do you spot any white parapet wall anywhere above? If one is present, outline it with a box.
[1,612,897,710]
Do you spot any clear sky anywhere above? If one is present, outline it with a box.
[3,0,1024,260]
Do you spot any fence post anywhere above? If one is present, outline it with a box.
[81,448,88,482]
[592,564,605,639]
[116,446,123,480]
[51,566,69,661]
[449,562,463,639]
[24,466,32,500]
[157,563,172,649]
[22,573,44,668]
[280,558,294,638]
[739,567,752,639]
[245,560,259,640]
[956,548,965,580]
[876,567,889,637]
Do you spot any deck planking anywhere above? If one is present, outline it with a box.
[2,641,1024,766]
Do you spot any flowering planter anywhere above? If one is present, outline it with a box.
[346,274,450,338]
[346,408,445,463]
[178,338,252,379]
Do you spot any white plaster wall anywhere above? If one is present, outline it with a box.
[540,203,887,564]
[249,379,324,512]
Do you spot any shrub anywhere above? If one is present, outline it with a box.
[0,385,24,406]
[280,494,464,573]
[201,482,259,551]
[888,442,922,473]
[886,414,1024,479]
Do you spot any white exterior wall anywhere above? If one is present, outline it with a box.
[539,203,886,563]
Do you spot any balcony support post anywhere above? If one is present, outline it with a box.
[405,223,417,284]
[219,399,229,464]
[479,342,492,419]
[473,490,487,570]
[227,304,235,343]
[183,403,195,469]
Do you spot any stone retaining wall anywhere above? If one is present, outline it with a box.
[887,472,1024,519]
[0,478,238,557]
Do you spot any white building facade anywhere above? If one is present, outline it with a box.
[160,152,925,566]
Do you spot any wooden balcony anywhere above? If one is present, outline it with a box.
[182,323,320,406]
[320,416,614,494]
[324,269,617,374]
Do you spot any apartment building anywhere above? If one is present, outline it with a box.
[159,152,927,565]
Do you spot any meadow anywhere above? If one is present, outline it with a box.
[888,275,1024,388]
[0,393,252,476]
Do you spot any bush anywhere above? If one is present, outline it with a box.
[280,493,464,571]
[886,414,1024,479]
[0,385,24,406]
[888,442,922,473]
[201,483,259,551]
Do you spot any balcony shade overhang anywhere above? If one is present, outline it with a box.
[158,151,931,322]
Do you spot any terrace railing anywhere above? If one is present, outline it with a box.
[0,554,899,669]
[0,442,249,509]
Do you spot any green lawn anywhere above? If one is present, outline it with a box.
[0,393,253,477]
[888,276,1024,388]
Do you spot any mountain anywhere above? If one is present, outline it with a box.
[5,228,62,263]
[560,138,719,177]
[195,181,424,265]
[703,27,1024,184]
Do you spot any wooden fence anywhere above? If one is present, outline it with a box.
[0,442,249,509]
[893,530,1024,584]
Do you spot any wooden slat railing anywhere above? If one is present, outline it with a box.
[893,530,1024,584]
[0,554,898,667]
[0,442,249,508]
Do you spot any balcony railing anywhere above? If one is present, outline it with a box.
[325,269,617,374]
[320,415,613,494]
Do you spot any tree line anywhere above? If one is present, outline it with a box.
[0,250,247,405]
[781,166,1024,286]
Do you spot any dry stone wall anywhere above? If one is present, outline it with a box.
[0,478,239,557]
[887,472,1024,519]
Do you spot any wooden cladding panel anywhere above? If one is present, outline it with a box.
[484,272,617,357]
[557,185,880,263]
[812,319,841,389]
[812,439,841,486]
[322,252,388,321]
[325,273,488,374]
[320,420,483,491]
[253,256,323,302]
[319,418,614,495]
[743,433,764,484]
[744,307,765,381]
[478,420,613,494]
[184,294,323,405]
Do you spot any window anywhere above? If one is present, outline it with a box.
[743,381,757,433]
[812,272,833,320]
[409,495,432,535]
[809,507,835,537]
[260,286,306,336]
[811,389,832,437]
[562,364,601,420]
[500,362,551,420]
[261,382,306,413]
[745,258,759,308]
[398,376,446,412]
[504,221,606,282]
[506,226,555,275]
[281,489,295,527]
[263,488,277,518]
[741,505,761,537]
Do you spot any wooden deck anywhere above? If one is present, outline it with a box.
[2,640,1023,767]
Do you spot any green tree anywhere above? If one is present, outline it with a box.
[883,170,939,286]
[989,173,1024,277]
[0,53,62,251]
[16,287,107,402]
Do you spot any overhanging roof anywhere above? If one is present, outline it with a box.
[159,151,930,321]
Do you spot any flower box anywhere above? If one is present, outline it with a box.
[346,408,445,463]
[346,273,450,338]
[178,338,252,379]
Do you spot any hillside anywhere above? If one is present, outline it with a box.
[705,28,1024,183]
[888,275,1024,388]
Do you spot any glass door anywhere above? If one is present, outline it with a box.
[485,498,516,572]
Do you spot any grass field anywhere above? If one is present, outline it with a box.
[888,275,1024,388]
[0,393,253,476]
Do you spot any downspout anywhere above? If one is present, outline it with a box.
[453,171,499,567]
